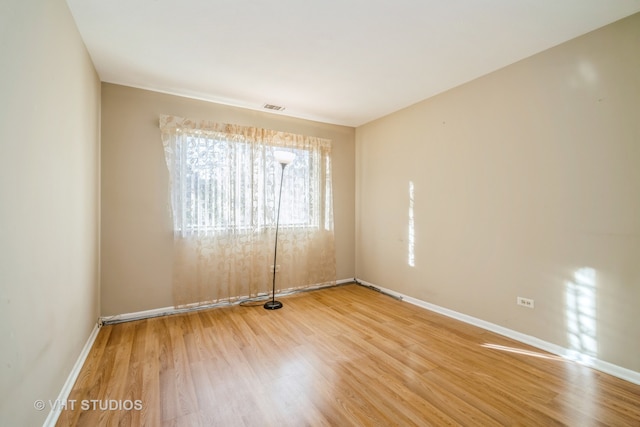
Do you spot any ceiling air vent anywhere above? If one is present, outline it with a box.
[263,103,285,111]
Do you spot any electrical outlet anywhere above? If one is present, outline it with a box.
[270,265,281,273]
[517,297,534,309]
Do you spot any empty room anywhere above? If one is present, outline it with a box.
[1,0,640,425]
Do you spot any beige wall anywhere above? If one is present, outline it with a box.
[101,84,355,316]
[356,13,640,372]
[0,0,101,425]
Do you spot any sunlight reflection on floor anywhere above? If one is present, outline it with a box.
[481,343,566,361]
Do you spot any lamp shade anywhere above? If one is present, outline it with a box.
[274,150,296,165]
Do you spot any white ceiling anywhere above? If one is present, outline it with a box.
[66,0,640,127]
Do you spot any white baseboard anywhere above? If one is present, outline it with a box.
[355,279,640,386]
[43,323,101,427]
[100,304,182,325]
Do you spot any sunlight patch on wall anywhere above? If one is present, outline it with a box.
[408,181,415,267]
[565,267,598,363]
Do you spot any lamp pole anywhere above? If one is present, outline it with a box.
[264,151,295,310]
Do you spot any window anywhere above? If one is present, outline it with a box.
[161,120,333,238]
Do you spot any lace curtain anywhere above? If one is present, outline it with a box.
[159,115,336,306]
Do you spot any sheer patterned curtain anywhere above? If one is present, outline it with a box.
[159,115,336,306]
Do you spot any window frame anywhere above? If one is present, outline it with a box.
[172,133,326,236]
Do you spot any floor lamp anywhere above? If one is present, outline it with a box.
[264,150,296,310]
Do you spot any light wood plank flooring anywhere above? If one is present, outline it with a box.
[57,284,640,426]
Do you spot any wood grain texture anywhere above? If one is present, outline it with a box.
[56,284,640,426]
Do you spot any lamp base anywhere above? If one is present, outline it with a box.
[263,300,283,310]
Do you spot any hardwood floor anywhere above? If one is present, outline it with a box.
[57,284,640,426]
